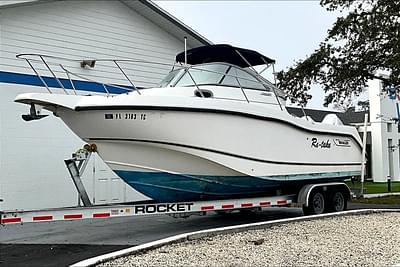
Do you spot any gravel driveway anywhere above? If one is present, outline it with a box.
[101,212,400,267]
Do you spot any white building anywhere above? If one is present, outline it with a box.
[0,0,211,210]
[367,79,400,182]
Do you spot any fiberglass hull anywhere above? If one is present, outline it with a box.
[55,102,362,202]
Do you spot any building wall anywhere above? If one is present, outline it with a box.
[0,0,196,210]
[0,0,184,87]
[368,79,400,182]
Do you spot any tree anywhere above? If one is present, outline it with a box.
[277,0,400,107]
[357,100,370,111]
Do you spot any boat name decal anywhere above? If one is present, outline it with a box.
[104,113,147,121]
[133,203,194,215]
[311,138,331,149]
[333,138,351,147]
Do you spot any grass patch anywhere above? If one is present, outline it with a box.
[346,180,400,194]
[352,195,400,205]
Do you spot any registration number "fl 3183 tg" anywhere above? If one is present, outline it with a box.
[104,113,147,120]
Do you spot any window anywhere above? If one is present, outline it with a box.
[174,64,228,87]
[387,123,392,133]
[221,67,266,90]
[158,69,184,88]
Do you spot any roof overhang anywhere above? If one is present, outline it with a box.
[0,0,47,8]
[121,0,212,48]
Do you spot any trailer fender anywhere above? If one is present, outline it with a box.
[298,182,351,207]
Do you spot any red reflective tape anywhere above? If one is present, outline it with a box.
[260,201,271,206]
[241,203,253,208]
[33,215,53,221]
[64,214,83,219]
[1,217,22,224]
[93,213,110,218]
[222,204,234,209]
[201,205,214,211]
[277,200,288,205]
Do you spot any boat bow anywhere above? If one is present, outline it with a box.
[15,93,84,111]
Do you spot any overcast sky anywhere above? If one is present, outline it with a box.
[155,1,341,109]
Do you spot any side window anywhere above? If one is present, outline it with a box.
[173,70,195,87]
[158,69,184,87]
[221,67,266,90]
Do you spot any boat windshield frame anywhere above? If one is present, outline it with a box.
[159,62,285,98]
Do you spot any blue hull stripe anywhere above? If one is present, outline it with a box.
[266,171,360,181]
[115,170,360,202]
[0,70,131,94]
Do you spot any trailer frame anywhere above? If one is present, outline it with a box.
[0,194,296,225]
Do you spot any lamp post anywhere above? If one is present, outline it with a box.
[360,113,368,196]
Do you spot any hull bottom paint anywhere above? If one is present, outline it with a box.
[114,170,360,202]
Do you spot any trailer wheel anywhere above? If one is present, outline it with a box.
[327,191,347,212]
[303,191,325,215]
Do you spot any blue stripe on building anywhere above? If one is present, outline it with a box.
[0,70,132,94]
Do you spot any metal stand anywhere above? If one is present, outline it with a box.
[64,148,93,207]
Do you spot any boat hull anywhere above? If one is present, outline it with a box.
[113,169,357,202]
[56,106,362,202]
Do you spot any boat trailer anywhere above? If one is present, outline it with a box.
[0,145,351,225]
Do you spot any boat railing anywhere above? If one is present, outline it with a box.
[16,53,283,108]
[16,53,172,96]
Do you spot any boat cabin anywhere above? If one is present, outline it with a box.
[157,44,286,109]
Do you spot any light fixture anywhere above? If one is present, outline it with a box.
[80,60,96,68]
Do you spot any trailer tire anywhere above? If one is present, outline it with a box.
[327,191,347,212]
[303,191,325,215]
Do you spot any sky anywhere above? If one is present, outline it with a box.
[155,0,341,109]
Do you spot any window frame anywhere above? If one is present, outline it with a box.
[170,62,276,93]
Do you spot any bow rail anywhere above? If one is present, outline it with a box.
[16,53,285,110]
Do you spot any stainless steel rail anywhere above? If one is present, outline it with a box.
[16,53,284,107]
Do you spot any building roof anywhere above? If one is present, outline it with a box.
[0,0,39,6]
[0,0,212,48]
[286,107,369,125]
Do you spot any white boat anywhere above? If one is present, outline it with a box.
[15,45,362,202]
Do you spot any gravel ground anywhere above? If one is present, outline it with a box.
[100,213,400,267]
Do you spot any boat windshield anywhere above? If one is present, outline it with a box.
[159,63,272,91]
[158,68,185,88]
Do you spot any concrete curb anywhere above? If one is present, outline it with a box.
[71,209,400,267]
[363,192,400,198]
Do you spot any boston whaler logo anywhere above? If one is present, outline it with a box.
[333,138,351,147]
[310,137,331,149]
